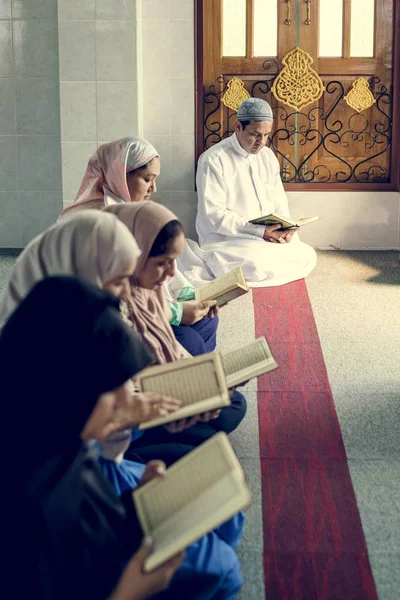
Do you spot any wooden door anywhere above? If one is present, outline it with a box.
[196,0,400,189]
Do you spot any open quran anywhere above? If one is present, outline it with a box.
[195,266,249,306]
[136,352,230,430]
[249,213,320,229]
[221,337,278,388]
[133,432,251,572]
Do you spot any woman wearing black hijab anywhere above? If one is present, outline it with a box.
[1,276,183,600]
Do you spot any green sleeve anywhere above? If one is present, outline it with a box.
[169,286,195,325]
[168,300,184,326]
[177,285,196,302]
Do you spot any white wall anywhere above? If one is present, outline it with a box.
[58,0,198,238]
[140,0,197,239]
[58,0,400,250]
[0,0,62,248]
[58,0,140,205]
[289,191,400,250]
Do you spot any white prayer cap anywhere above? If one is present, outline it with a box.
[237,98,273,122]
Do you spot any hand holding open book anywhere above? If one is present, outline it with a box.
[110,537,184,600]
[133,432,251,572]
[249,213,320,229]
[195,266,249,307]
[136,337,277,430]
[112,392,182,431]
[181,299,217,325]
[136,352,230,430]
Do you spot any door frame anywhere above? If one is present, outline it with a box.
[195,0,400,191]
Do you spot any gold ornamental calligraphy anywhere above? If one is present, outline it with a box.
[271,47,325,112]
[344,78,376,113]
[222,77,250,112]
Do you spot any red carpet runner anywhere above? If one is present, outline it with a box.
[253,280,377,600]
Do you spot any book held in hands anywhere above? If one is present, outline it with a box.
[136,352,230,430]
[221,337,278,388]
[136,336,278,429]
[133,432,251,572]
[249,213,320,229]
[194,266,249,307]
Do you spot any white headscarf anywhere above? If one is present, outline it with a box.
[0,210,141,331]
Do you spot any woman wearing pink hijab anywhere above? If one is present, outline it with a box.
[60,138,160,215]
[60,137,219,358]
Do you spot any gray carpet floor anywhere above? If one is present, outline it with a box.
[306,251,400,600]
[0,250,399,599]
[219,251,400,600]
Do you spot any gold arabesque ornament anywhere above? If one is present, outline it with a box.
[271,47,325,111]
[344,77,376,113]
[222,77,250,111]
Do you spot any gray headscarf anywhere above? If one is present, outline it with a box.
[0,210,141,331]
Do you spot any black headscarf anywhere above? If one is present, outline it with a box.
[1,277,153,599]
[1,275,153,470]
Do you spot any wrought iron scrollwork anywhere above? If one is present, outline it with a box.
[202,69,392,184]
[203,76,227,147]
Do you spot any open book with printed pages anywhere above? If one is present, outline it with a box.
[133,432,252,572]
[137,352,230,430]
[249,213,320,229]
[221,337,278,388]
[194,266,249,307]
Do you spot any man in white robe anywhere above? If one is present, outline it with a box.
[179,98,317,287]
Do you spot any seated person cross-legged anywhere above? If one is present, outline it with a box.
[178,97,317,288]
[59,136,219,356]
[2,277,244,600]
[105,201,247,452]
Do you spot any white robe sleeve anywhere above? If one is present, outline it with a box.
[167,267,194,299]
[269,153,290,218]
[163,268,195,326]
[197,156,265,239]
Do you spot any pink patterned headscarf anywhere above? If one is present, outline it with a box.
[60,137,158,218]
